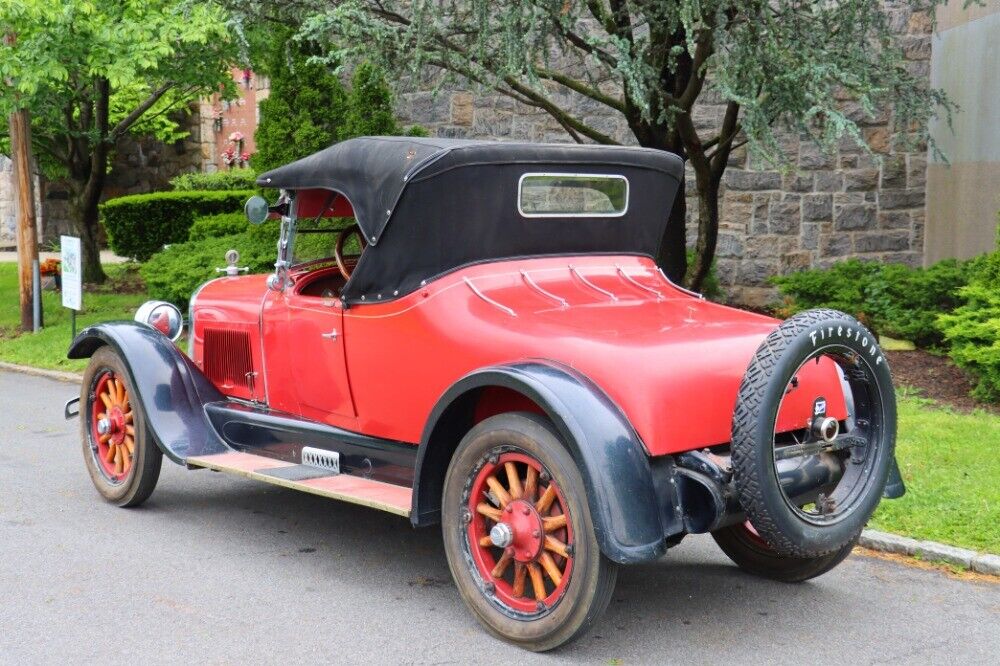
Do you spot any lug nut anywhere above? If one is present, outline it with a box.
[536,601,546,611]
[522,507,530,515]
[462,510,472,524]
[531,530,540,538]
[484,582,495,594]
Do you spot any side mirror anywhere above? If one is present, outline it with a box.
[245,195,270,225]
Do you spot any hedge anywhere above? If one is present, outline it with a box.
[141,221,281,308]
[101,190,255,262]
[169,169,258,191]
[772,258,971,348]
[187,212,249,241]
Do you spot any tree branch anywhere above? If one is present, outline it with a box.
[535,67,625,113]
[108,81,174,141]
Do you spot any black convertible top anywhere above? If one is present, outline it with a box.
[258,137,684,304]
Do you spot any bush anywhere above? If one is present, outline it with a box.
[939,249,1000,402]
[170,169,257,191]
[141,222,281,308]
[100,190,255,262]
[772,258,971,347]
[188,213,248,241]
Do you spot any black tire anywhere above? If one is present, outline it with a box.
[712,523,857,583]
[731,309,896,558]
[442,412,617,652]
[81,346,162,507]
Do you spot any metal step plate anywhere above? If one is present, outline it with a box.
[301,446,340,474]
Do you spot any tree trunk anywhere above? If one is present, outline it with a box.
[70,195,106,284]
[657,179,688,283]
[688,179,720,292]
[9,108,40,332]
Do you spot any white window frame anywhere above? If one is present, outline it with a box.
[517,172,630,218]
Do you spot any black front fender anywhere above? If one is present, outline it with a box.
[68,321,228,463]
[415,361,675,565]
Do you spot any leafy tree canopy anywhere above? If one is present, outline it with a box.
[230,0,954,289]
[0,0,236,282]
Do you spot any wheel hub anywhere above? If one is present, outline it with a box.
[499,499,545,562]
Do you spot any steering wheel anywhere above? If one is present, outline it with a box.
[334,223,368,280]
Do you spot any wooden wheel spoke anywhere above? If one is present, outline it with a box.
[539,552,562,586]
[535,484,557,514]
[544,535,570,558]
[512,563,527,598]
[524,466,538,502]
[543,514,567,533]
[97,412,107,421]
[124,435,135,455]
[504,462,523,500]
[113,444,123,474]
[99,392,113,411]
[116,381,126,406]
[527,562,546,601]
[491,551,513,578]
[486,475,512,508]
[478,535,494,548]
[476,502,502,522]
[125,425,135,437]
[104,441,117,464]
[98,433,111,444]
[124,411,133,424]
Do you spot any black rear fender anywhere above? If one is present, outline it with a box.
[414,361,679,565]
[68,321,228,463]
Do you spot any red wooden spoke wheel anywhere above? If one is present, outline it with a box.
[90,371,136,482]
[467,452,574,615]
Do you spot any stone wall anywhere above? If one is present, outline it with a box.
[395,6,933,306]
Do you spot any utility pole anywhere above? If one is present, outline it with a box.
[9,107,39,333]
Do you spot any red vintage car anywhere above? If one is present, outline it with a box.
[68,137,903,651]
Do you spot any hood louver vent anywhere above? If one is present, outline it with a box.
[203,328,254,394]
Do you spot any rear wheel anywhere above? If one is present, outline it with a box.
[81,346,162,507]
[442,412,617,652]
[712,521,857,583]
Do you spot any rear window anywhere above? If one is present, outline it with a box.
[518,173,629,218]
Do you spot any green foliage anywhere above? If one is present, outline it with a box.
[939,250,1000,402]
[341,61,399,138]
[141,223,281,308]
[772,258,971,348]
[171,169,258,192]
[187,213,250,241]
[0,0,235,177]
[251,29,349,174]
[100,191,255,262]
[685,250,722,301]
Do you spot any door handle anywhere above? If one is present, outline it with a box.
[321,329,338,340]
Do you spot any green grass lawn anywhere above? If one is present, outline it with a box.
[0,262,149,372]
[871,391,1000,553]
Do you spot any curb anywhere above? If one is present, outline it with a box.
[860,529,1000,576]
[0,361,83,383]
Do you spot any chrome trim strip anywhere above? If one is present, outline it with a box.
[656,267,704,300]
[462,277,517,316]
[616,265,663,300]
[569,264,618,302]
[520,270,568,307]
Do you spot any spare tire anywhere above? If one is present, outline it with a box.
[731,309,897,558]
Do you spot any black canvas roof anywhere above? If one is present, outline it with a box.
[257,136,684,304]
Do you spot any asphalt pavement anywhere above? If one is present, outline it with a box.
[1,370,997,664]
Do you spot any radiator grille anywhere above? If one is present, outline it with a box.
[203,328,254,392]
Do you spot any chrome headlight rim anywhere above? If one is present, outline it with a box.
[134,300,184,342]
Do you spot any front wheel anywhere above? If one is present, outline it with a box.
[81,346,162,507]
[442,412,617,652]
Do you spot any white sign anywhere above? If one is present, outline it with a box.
[60,235,82,311]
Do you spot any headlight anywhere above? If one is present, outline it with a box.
[134,300,184,342]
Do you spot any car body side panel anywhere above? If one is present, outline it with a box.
[342,255,847,455]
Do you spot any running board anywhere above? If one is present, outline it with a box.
[187,451,412,517]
